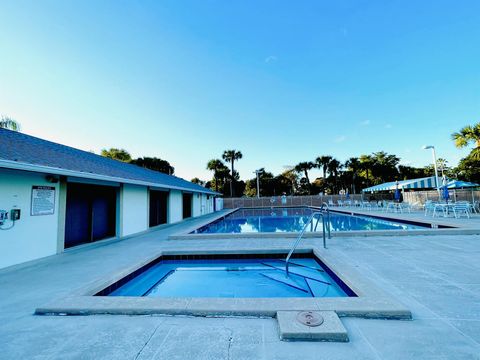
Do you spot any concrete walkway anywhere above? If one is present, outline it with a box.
[1,213,480,359]
[330,206,480,229]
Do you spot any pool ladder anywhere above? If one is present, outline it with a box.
[285,202,331,276]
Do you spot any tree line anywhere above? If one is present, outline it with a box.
[204,123,480,197]
[205,150,444,197]
[100,148,175,175]
[2,116,478,195]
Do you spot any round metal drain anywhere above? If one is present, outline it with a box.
[296,311,324,327]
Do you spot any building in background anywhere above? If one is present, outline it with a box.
[0,129,218,269]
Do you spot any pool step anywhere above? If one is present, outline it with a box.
[277,310,349,342]
[260,272,310,293]
[262,262,329,282]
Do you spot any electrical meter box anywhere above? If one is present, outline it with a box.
[11,209,21,221]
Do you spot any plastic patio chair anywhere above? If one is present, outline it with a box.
[424,201,435,216]
[453,202,471,219]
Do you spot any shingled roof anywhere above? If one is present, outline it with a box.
[0,128,216,194]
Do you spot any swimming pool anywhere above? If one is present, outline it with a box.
[192,207,427,234]
[97,255,355,298]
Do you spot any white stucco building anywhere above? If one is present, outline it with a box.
[0,129,218,269]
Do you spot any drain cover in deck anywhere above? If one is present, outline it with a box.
[277,310,348,342]
[297,311,324,327]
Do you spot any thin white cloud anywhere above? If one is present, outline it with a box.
[265,55,278,63]
[384,123,392,129]
[360,120,371,126]
[340,27,348,37]
[334,135,347,143]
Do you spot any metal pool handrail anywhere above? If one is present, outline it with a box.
[285,211,327,276]
[320,202,331,239]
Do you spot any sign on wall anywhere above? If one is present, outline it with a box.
[31,186,56,216]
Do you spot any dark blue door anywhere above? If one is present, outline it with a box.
[149,190,168,227]
[65,185,91,248]
[65,183,117,248]
[91,188,116,241]
[182,193,192,219]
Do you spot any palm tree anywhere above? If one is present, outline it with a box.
[359,154,374,186]
[281,169,298,195]
[222,150,243,197]
[452,123,480,159]
[294,161,314,194]
[315,155,332,179]
[369,151,400,183]
[327,159,342,193]
[0,116,20,131]
[206,159,226,192]
[345,157,360,194]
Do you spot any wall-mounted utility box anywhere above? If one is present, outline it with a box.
[11,209,21,221]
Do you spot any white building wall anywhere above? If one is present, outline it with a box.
[200,194,207,215]
[215,198,224,211]
[206,196,214,213]
[0,166,216,270]
[202,194,215,215]
[121,184,148,236]
[192,193,201,217]
[168,190,183,223]
[0,169,59,269]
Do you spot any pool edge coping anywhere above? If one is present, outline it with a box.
[166,206,479,239]
[34,245,412,321]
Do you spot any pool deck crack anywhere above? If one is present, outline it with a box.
[225,327,234,360]
[134,322,162,360]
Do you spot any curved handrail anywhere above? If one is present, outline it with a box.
[321,202,331,239]
[285,211,326,276]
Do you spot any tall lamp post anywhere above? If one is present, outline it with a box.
[422,145,440,195]
[254,169,263,199]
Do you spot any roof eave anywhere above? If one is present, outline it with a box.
[0,159,219,195]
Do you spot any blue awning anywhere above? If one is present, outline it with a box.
[362,176,438,193]
[447,180,480,189]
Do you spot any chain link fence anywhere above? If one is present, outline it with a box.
[222,189,479,208]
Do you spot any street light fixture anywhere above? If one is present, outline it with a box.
[253,169,263,198]
[422,145,440,195]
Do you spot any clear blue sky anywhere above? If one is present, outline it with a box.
[1,0,478,181]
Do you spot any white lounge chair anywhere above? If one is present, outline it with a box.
[472,201,480,214]
[399,203,412,213]
[424,201,435,216]
[361,201,372,210]
[453,202,471,219]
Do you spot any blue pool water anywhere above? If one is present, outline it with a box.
[193,207,426,234]
[105,257,353,298]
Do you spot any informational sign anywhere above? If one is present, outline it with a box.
[31,186,56,216]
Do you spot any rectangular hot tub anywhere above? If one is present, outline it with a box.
[96,254,357,298]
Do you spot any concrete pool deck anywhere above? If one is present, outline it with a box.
[1,211,480,359]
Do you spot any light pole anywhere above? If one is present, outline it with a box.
[254,169,263,198]
[422,145,440,195]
